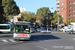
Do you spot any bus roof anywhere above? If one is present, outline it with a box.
[15,21,31,25]
[15,21,31,23]
[0,24,10,25]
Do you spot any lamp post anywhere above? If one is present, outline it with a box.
[57,14,59,32]
[57,7,65,32]
[46,17,48,33]
[51,7,65,32]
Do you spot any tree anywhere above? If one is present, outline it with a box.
[36,7,51,24]
[36,14,44,25]
[0,0,6,23]
[19,11,36,23]
[66,18,70,25]
[72,19,75,22]
[2,0,20,20]
[52,13,63,25]
[53,10,56,16]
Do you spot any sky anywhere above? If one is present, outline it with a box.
[14,0,56,13]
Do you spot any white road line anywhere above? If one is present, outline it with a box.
[44,40,49,42]
[72,38,75,40]
[2,39,8,42]
[37,45,49,50]
[9,39,16,42]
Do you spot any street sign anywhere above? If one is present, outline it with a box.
[51,24,53,27]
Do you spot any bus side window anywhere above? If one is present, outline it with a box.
[15,27,18,32]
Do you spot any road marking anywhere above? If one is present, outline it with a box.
[9,39,16,42]
[44,40,49,42]
[2,39,8,42]
[40,41,43,42]
[37,45,49,50]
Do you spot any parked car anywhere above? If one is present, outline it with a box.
[59,28,64,31]
[48,27,51,30]
[59,26,72,32]
[66,28,72,33]
[36,28,41,32]
[59,26,67,32]
[41,29,47,33]
[31,28,36,33]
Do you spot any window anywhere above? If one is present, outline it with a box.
[73,6,75,8]
[57,3,59,5]
[73,14,75,16]
[69,10,71,13]
[15,25,30,33]
[69,19,71,21]
[62,7,63,9]
[62,15,63,17]
[73,10,75,12]
[62,3,63,5]
[69,6,71,9]
[73,2,75,4]
[0,25,9,29]
[69,14,71,17]
[69,2,71,4]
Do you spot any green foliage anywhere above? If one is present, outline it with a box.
[2,0,20,20]
[52,13,63,25]
[0,0,6,23]
[19,11,36,23]
[36,7,51,24]
[66,18,70,25]
[72,19,75,22]
[53,10,56,16]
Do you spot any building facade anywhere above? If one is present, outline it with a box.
[57,0,75,23]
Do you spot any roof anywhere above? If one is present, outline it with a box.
[0,24,10,25]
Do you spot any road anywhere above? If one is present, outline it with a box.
[0,32,75,50]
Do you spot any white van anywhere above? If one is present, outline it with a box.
[69,22,75,34]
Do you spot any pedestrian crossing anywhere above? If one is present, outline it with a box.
[2,39,16,43]
[1,38,59,43]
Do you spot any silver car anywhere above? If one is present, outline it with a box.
[41,29,47,33]
[36,28,41,32]
[31,28,36,33]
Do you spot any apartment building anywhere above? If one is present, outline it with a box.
[57,0,75,23]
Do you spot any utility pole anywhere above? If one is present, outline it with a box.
[57,15,59,32]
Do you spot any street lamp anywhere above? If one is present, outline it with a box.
[57,7,65,32]
[46,17,48,33]
[51,7,65,32]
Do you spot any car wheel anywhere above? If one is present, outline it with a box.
[70,32,73,34]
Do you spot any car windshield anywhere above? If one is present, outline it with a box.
[15,25,30,33]
[0,25,10,29]
[41,29,46,30]
[37,28,40,30]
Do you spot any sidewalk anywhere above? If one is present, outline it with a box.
[47,31,65,33]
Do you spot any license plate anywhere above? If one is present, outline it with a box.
[17,34,27,37]
[20,38,24,39]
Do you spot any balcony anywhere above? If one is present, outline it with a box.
[57,1,59,3]
[57,5,59,7]
[57,8,59,11]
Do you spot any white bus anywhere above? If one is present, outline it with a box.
[13,21,31,41]
[0,24,11,33]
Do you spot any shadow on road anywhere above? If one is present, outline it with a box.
[31,34,60,41]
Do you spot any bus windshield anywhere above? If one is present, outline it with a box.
[0,25,10,29]
[15,25,30,33]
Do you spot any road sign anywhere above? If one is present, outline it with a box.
[51,24,53,27]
